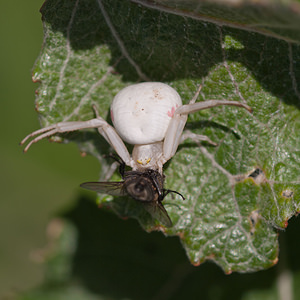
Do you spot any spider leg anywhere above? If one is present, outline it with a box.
[103,161,120,181]
[21,119,103,152]
[21,108,133,167]
[180,130,217,146]
[162,87,252,163]
[175,99,252,115]
[162,113,188,163]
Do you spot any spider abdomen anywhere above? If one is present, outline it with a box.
[111,82,182,145]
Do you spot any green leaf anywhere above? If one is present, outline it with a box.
[29,0,300,273]
[136,0,300,43]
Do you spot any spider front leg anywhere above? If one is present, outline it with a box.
[20,107,133,167]
[162,92,252,163]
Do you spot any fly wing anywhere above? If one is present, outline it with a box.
[81,182,172,227]
[80,181,126,197]
[142,202,173,228]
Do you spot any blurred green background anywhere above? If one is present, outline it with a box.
[1,1,300,299]
[0,1,99,296]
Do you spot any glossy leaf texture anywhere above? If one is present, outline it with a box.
[31,0,300,273]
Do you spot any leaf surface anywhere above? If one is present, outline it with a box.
[31,0,300,272]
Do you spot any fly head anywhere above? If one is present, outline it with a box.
[123,170,162,202]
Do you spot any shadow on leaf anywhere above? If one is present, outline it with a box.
[40,0,300,108]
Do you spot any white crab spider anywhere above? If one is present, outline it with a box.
[21,82,252,226]
[21,82,252,173]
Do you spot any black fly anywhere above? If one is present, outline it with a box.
[80,158,184,227]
